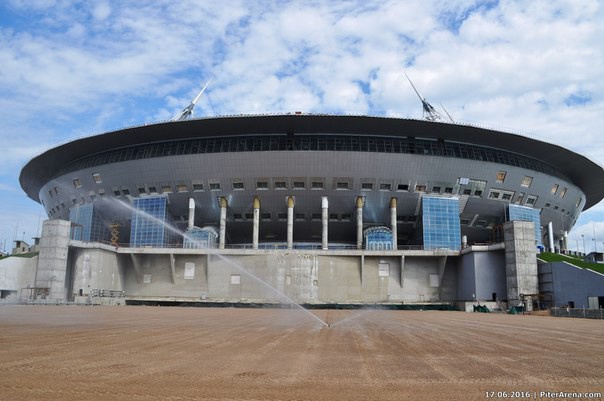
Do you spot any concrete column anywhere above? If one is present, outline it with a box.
[321,196,328,250]
[548,221,555,253]
[563,231,568,252]
[356,196,364,249]
[253,196,260,250]
[219,197,227,249]
[287,196,294,250]
[188,198,195,229]
[35,219,71,302]
[390,197,397,250]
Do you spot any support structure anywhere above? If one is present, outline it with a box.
[287,196,294,250]
[356,196,364,249]
[253,196,260,250]
[219,197,227,249]
[321,196,328,250]
[548,221,555,252]
[390,197,397,250]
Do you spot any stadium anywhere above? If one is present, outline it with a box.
[12,111,604,310]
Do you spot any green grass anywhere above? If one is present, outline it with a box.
[538,252,604,274]
[0,252,39,260]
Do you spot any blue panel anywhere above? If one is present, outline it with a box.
[422,197,461,250]
[130,196,176,247]
[69,204,108,242]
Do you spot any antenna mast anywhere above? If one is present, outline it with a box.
[174,79,212,121]
[404,72,452,122]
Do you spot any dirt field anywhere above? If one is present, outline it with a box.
[0,306,602,401]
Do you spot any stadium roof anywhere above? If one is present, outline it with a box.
[20,114,604,208]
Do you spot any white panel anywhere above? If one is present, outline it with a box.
[184,262,195,280]
[378,263,389,277]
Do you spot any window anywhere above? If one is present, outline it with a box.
[54,186,59,195]
[295,213,305,221]
[379,183,391,191]
[521,176,533,188]
[560,187,567,198]
[516,192,524,204]
[274,181,287,189]
[245,213,253,219]
[92,173,102,184]
[311,181,324,189]
[336,182,349,190]
[397,184,409,191]
[192,183,204,191]
[526,195,538,205]
[73,178,81,188]
[551,184,559,195]
[544,203,551,208]
[415,185,426,192]
[361,183,373,190]
[576,197,582,207]
[496,171,507,183]
[162,185,173,193]
[148,186,157,193]
[209,183,221,191]
[277,213,287,221]
[463,189,472,195]
[341,213,352,221]
[432,186,441,193]
[113,189,121,196]
[311,213,322,221]
[138,187,146,194]
[232,182,244,190]
[501,193,512,201]
[261,212,271,221]
[122,188,130,195]
[329,213,339,221]
[176,184,188,192]
[474,190,483,197]
[293,181,305,189]
[444,187,453,194]
[489,191,501,199]
[233,213,243,221]
[256,181,269,189]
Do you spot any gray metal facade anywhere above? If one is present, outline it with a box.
[20,115,604,248]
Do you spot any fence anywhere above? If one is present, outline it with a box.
[550,306,604,320]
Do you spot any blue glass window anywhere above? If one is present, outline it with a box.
[422,197,461,250]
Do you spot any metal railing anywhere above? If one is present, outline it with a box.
[550,306,604,320]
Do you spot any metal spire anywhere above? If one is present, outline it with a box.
[404,72,452,122]
[174,79,212,121]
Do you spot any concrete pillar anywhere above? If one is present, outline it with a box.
[390,197,397,250]
[356,196,364,249]
[35,219,71,302]
[548,221,555,253]
[287,196,294,250]
[219,197,227,249]
[321,196,328,250]
[503,220,538,311]
[188,198,195,229]
[253,196,260,250]
[563,231,568,252]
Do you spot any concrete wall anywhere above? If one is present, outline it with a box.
[0,255,38,302]
[34,219,71,301]
[504,221,538,309]
[539,261,604,308]
[70,248,124,299]
[115,251,458,304]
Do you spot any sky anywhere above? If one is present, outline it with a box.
[1,0,603,254]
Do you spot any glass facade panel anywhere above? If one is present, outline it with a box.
[69,204,109,242]
[130,196,177,247]
[421,197,461,251]
[364,226,393,250]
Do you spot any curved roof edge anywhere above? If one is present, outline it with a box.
[20,114,604,209]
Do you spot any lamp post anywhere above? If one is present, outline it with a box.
[581,234,586,254]
[593,222,598,253]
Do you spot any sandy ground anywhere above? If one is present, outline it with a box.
[0,306,602,401]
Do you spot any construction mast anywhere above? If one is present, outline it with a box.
[404,72,453,122]
[174,79,212,121]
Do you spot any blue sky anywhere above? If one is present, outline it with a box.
[1,0,603,253]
